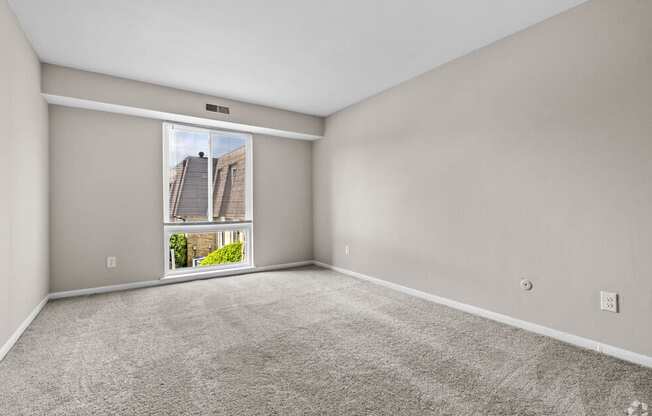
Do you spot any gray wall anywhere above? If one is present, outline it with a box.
[313,0,652,356]
[42,64,324,138]
[0,0,49,350]
[50,106,313,292]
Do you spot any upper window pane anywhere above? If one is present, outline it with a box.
[167,129,210,223]
[212,132,248,222]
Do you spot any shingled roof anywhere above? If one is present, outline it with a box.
[168,146,246,222]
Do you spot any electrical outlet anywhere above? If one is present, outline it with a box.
[600,291,618,313]
[345,245,350,255]
[106,256,117,269]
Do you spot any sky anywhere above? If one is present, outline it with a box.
[168,130,247,167]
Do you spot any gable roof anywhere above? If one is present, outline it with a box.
[168,146,246,222]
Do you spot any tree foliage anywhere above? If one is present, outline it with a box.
[200,242,243,266]
[169,233,187,268]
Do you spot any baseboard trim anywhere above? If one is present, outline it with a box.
[49,280,162,300]
[312,261,652,369]
[0,296,49,362]
[252,260,314,273]
[10,262,650,368]
[48,260,314,300]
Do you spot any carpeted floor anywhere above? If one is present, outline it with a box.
[0,266,650,415]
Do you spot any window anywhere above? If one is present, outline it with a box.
[230,165,237,186]
[166,225,249,272]
[162,123,253,276]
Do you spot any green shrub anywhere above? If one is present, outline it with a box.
[169,233,187,268]
[200,242,243,266]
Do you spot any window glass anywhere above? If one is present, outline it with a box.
[168,229,247,270]
[163,124,252,276]
[167,129,210,223]
[212,132,248,222]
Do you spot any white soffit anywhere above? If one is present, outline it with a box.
[42,94,323,141]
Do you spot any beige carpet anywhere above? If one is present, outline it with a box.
[0,266,650,415]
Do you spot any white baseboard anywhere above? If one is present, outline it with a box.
[48,279,162,300]
[9,261,650,369]
[312,261,652,369]
[0,296,48,362]
[49,260,314,300]
[251,260,314,273]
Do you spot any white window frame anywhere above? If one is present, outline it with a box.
[162,122,254,278]
[163,222,253,277]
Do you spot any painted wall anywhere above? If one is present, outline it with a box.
[313,0,652,356]
[42,64,324,138]
[49,106,312,292]
[0,0,49,351]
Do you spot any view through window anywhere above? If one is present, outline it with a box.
[163,123,252,275]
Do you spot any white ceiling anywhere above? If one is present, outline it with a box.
[9,0,586,116]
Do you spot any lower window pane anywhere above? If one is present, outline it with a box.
[169,229,246,270]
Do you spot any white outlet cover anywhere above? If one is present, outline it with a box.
[600,291,618,313]
[106,256,117,269]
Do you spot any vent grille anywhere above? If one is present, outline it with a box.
[206,104,230,114]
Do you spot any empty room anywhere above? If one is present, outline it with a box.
[1,0,651,414]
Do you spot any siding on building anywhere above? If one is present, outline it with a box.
[213,146,246,220]
[168,146,246,222]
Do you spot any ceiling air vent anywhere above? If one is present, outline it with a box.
[206,103,230,114]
